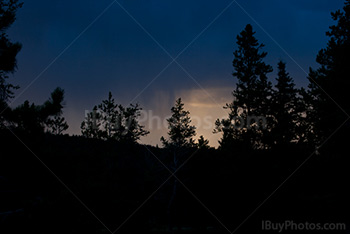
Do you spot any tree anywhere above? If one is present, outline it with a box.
[118,103,149,142]
[10,87,67,134]
[161,98,196,148]
[296,87,314,144]
[306,0,350,144]
[81,106,103,139]
[44,87,69,135]
[81,92,149,143]
[215,24,273,149]
[0,0,23,126]
[160,98,196,232]
[45,115,69,135]
[197,135,210,149]
[0,0,22,72]
[98,91,119,139]
[232,24,273,117]
[270,61,299,146]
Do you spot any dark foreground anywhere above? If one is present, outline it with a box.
[0,129,349,234]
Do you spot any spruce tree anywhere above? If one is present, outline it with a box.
[271,61,298,146]
[161,98,196,232]
[215,24,273,149]
[307,0,350,143]
[161,98,196,148]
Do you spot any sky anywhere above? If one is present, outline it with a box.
[7,0,345,147]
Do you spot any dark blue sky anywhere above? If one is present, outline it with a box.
[7,0,344,145]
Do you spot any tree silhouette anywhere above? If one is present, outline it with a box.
[44,87,69,135]
[10,87,67,134]
[270,61,299,146]
[45,115,68,135]
[98,91,119,139]
[81,92,149,143]
[215,24,273,149]
[0,0,22,126]
[161,98,196,148]
[307,0,350,144]
[0,0,22,72]
[161,98,196,232]
[118,103,149,142]
[197,135,210,149]
[81,105,103,139]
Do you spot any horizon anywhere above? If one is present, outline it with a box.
[6,0,344,146]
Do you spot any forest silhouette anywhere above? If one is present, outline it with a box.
[1,0,350,233]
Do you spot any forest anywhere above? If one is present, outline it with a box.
[0,0,349,233]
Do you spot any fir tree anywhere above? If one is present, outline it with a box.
[307,0,350,143]
[271,61,299,146]
[161,98,196,148]
[215,24,273,149]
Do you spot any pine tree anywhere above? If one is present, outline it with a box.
[215,24,273,149]
[271,61,298,146]
[98,91,119,139]
[0,0,23,72]
[232,24,273,116]
[161,98,196,148]
[161,98,196,232]
[118,103,149,142]
[307,0,350,143]
[81,106,103,139]
[81,92,149,143]
[197,135,210,149]
[0,0,23,126]
[45,115,69,135]
[11,87,67,134]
